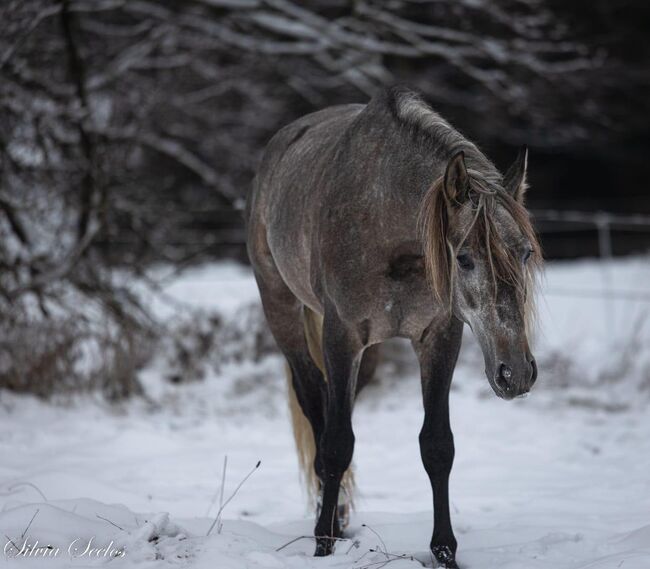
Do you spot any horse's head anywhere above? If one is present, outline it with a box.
[420,148,542,400]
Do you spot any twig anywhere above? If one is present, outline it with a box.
[218,455,227,516]
[21,509,40,540]
[4,507,41,557]
[356,551,416,569]
[275,535,312,552]
[353,525,415,569]
[354,549,372,564]
[206,455,228,517]
[362,523,389,557]
[275,534,349,552]
[5,535,20,554]
[7,482,48,502]
[206,460,260,536]
[346,539,361,554]
[370,549,414,562]
[96,514,125,531]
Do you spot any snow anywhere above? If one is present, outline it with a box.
[1,256,649,568]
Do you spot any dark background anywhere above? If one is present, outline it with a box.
[3,0,649,268]
[1,0,649,396]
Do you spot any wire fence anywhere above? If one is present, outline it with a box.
[529,207,650,340]
[96,207,650,304]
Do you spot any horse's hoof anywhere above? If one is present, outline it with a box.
[314,537,334,557]
[431,545,459,568]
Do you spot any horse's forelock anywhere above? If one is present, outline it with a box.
[419,174,542,332]
[479,189,542,335]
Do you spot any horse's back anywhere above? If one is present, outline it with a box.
[250,103,364,213]
[246,103,364,310]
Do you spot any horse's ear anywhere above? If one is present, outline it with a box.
[504,146,528,202]
[443,151,469,206]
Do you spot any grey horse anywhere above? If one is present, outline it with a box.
[246,85,541,568]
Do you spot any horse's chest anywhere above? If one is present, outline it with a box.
[374,276,437,341]
[327,245,437,343]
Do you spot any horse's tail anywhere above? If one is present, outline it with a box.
[286,306,355,508]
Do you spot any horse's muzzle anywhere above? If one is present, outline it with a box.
[493,357,537,400]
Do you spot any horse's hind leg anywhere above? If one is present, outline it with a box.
[248,234,329,488]
[313,304,364,556]
[255,276,326,441]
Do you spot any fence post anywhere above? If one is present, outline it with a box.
[595,212,614,338]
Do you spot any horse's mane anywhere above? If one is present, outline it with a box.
[386,85,504,190]
[384,86,542,330]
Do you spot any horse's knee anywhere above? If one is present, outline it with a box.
[321,422,355,475]
[419,431,454,477]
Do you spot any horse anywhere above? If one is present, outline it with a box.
[245,85,541,568]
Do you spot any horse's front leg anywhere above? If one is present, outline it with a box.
[313,307,364,556]
[412,317,464,569]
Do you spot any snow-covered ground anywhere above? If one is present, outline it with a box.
[1,257,649,568]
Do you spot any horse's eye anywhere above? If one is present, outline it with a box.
[523,248,533,263]
[456,253,474,270]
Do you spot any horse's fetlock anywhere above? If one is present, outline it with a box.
[431,532,457,552]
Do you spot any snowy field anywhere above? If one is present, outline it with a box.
[1,257,649,568]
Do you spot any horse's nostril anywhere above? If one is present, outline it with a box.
[496,364,512,393]
[530,358,538,384]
